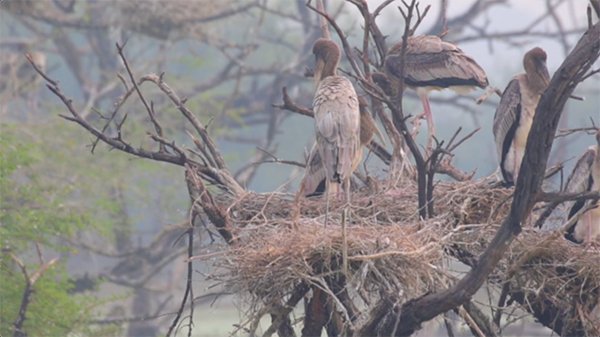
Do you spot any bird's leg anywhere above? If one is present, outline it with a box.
[410,111,425,138]
[420,94,435,154]
[341,178,350,277]
[341,207,348,277]
[324,181,331,228]
[344,178,351,205]
[324,181,339,227]
[585,213,592,245]
[292,179,312,229]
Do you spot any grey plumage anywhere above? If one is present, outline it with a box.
[385,35,488,91]
[302,96,379,197]
[493,47,550,186]
[493,79,522,185]
[384,35,488,150]
[314,75,361,187]
[306,38,360,198]
[563,132,600,244]
[302,142,326,197]
[309,39,360,276]
[565,148,596,195]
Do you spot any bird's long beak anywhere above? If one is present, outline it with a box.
[313,58,324,88]
[536,59,551,88]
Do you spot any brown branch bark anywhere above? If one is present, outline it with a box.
[116,42,165,152]
[349,0,392,66]
[139,74,228,172]
[301,286,328,337]
[165,227,194,337]
[263,283,309,337]
[359,20,600,337]
[306,2,363,78]
[185,164,235,244]
[381,0,430,219]
[591,0,600,17]
[315,0,330,39]
[9,254,58,337]
[25,54,187,166]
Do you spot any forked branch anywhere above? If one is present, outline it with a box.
[359,20,600,337]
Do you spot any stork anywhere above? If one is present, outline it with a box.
[301,96,382,197]
[311,38,361,204]
[384,35,488,149]
[493,47,550,186]
[564,131,600,244]
[309,38,360,277]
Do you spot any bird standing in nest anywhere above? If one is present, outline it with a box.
[493,47,550,186]
[309,38,360,275]
[563,131,600,245]
[384,35,488,150]
[301,96,383,197]
[310,38,361,205]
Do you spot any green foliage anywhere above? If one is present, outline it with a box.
[0,125,87,251]
[0,261,118,337]
[0,124,121,337]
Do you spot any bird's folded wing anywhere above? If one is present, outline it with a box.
[493,79,521,163]
[314,77,360,181]
[301,142,326,195]
[386,36,488,88]
[564,148,595,194]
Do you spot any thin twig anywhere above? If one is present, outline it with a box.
[165,227,194,337]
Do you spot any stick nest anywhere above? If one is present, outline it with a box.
[207,179,600,332]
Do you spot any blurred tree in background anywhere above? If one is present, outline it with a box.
[0,127,119,336]
[1,0,599,336]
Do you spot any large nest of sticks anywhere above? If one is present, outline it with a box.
[222,178,513,226]
[455,225,600,333]
[207,179,600,332]
[221,219,449,305]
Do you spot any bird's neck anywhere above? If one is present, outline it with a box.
[525,65,549,94]
[525,74,545,94]
[320,59,338,80]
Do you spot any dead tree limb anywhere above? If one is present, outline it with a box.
[8,253,59,337]
[358,19,600,337]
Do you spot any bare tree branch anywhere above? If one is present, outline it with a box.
[360,19,600,337]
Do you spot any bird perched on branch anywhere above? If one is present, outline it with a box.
[384,35,488,149]
[564,131,600,244]
[493,47,550,186]
[310,38,361,203]
[301,96,383,197]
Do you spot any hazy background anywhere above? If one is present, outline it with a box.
[1,0,598,336]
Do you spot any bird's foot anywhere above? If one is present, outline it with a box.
[425,141,434,158]
[582,240,600,250]
[583,230,600,249]
[410,111,426,138]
